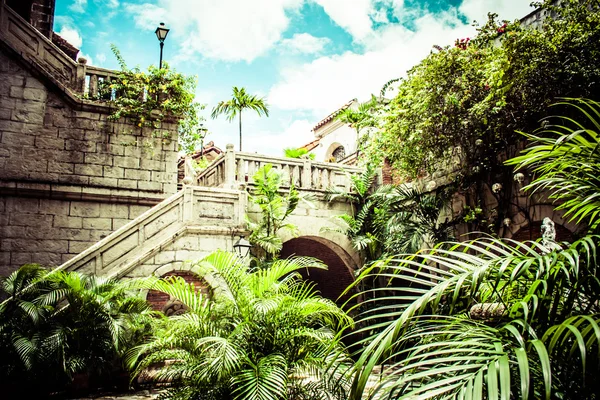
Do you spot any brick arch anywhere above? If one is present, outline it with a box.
[146,270,210,314]
[280,236,357,304]
[510,222,575,243]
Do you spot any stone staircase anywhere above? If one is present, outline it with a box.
[57,186,247,278]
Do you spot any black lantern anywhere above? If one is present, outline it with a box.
[155,22,170,69]
[233,236,251,258]
[197,126,207,157]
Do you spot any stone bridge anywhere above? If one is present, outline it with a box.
[57,145,367,303]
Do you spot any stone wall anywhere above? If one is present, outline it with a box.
[0,44,179,276]
[0,195,151,275]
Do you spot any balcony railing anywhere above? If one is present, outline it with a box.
[196,144,366,192]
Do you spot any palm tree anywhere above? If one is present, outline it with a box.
[335,97,378,156]
[211,86,269,151]
[0,266,153,396]
[127,251,353,400]
[345,99,600,399]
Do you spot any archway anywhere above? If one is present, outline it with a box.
[510,222,575,243]
[146,270,210,314]
[280,236,357,304]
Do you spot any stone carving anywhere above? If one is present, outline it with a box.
[541,217,557,248]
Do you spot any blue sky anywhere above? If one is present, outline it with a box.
[54,0,534,156]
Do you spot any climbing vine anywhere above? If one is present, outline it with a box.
[363,0,600,234]
[105,45,205,153]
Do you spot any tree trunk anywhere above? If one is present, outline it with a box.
[239,111,243,151]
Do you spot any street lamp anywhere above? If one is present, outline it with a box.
[233,236,252,258]
[197,126,207,157]
[155,22,170,69]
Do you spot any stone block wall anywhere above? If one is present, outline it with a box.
[0,46,179,276]
[0,195,151,275]
[0,49,179,192]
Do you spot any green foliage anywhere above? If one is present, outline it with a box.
[324,164,381,261]
[0,265,153,396]
[211,86,269,151]
[107,45,205,153]
[368,0,600,180]
[247,164,307,259]
[284,147,315,160]
[508,98,600,232]
[347,101,600,399]
[128,251,353,400]
[336,97,378,156]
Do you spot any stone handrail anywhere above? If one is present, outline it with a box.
[195,144,365,191]
[0,2,119,101]
[196,153,226,187]
[56,186,247,277]
[1,2,78,90]
[82,64,119,99]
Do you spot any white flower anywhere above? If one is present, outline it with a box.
[503,218,512,227]
[492,183,502,193]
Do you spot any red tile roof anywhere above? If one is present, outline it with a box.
[311,98,356,132]
[299,138,320,152]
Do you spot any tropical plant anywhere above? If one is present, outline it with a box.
[247,164,308,259]
[346,100,600,399]
[0,265,153,396]
[372,185,458,254]
[507,98,600,232]
[335,96,378,156]
[211,86,269,151]
[324,163,380,262]
[284,147,315,160]
[127,251,353,400]
[106,45,204,153]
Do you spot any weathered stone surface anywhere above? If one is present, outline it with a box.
[82,217,112,230]
[70,202,100,218]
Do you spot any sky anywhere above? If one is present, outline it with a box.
[54,0,535,156]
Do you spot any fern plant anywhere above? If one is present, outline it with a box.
[128,251,354,400]
[346,99,600,399]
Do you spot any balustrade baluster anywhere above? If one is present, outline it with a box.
[236,157,245,182]
[247,160,256,184]
[282,164,291,186]
[321,168,329,189]
[89,74,98,97]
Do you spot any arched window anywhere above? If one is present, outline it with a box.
[332,145,346,162]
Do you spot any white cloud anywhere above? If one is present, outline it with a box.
[69,0,87,13]
[311,0,374,40]
[125,0,303,62]
[268,0,535,115]
[95,53,107,65]
[280,33,330,54]
[243,119,315,155]
[57,26,83,49]
[459,0,534,24]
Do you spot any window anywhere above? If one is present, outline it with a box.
[332,146,345,162]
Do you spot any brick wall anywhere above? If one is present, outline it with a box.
[146,271,210,313]
[6,0,55,39]
[280,237,356,304]
[0,48,179,192]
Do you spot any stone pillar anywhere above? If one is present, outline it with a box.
[302,158,312,189]
[224,144,236,186]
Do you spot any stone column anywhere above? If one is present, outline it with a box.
[302,158,312,189]
[224,143,236,187]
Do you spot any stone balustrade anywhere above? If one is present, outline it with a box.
[0,2,119,102]
[82,64,119,99]
[57,186,247,278]
[196,144,365,192]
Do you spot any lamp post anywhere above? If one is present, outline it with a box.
[155,22,170,69]
[197,126,207,157]
[233,236,252,258]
